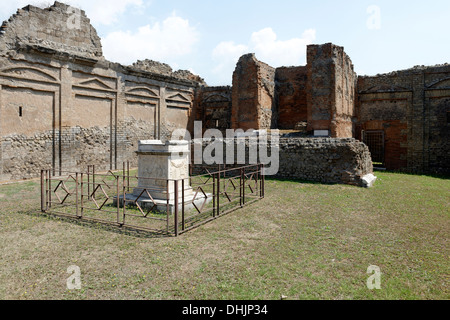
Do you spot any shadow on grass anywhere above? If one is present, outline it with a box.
[264,176,339,186]
[267,170,449,187]
[374,168,450,180]
[18,209,171,239]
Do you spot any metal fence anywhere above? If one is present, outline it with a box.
[363,130,385,167]
[40,163,265,236]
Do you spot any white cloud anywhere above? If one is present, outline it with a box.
[250,28,316,67]
[0,0,144,27]
[67,0,144,26]
[0,0,37,20]
[212,41,249,83]
[211,27,316,84]
[0,2,198,74]
[102,13,199,65]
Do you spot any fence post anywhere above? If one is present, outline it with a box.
[240,168,243,208]
[48,169,52,209]
[87,165,91,199]
[75,172,79,217]
[255,164,259,197]
[80,172,84,218]
[122,162,126,226]
[46,170,50,211]
[259,164,262,199]
[40,170,45,213]
[116,175,120,225]
[174,180,179,237]
[127,161,130,192]
[242,167,245,206]
[262,164,265,198]
[166,180,170,234]
[212,173,216,217]
[92,165,96,200]
[217,169,220,216]
[182,179,185,232]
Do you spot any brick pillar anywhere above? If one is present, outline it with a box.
[231,54,276,131]
[307,43,356,138]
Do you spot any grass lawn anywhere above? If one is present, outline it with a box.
[0,171,448,300]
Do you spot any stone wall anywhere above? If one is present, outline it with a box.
[209,46,448,175]
[231,54,276,130]
[0,1,447,181]
[259,59,277,129]
[277,138,373,186]
[307,43,357,138]
[195,86,232,132]
[275,66,308,130]
[0,2,203,181]
[132,59,207,86]
[0,52,201,180]
[357,64,450,174]
[0,2,102,59]
[191,137,374,187]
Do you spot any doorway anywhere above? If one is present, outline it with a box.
[363,130,385,168]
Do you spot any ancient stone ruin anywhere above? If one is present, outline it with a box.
[0,2,448,186]
[198,46,449,176]
[0,2,203,181]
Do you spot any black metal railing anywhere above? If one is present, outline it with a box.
[40,162,265,236]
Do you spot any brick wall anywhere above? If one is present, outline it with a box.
[275,66,308,129]
[357,64,450,174]
[191,137,374,187]
[231,54,276,130]
[307,43,357,138]
[196,86,232,132]
[0,2,203,181]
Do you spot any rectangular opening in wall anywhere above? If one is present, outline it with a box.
[363,130,385,168]
[19,106,23,117]
[314,130,329,137]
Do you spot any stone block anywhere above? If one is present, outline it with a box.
[361,174,377,188]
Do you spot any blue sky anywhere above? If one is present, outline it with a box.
[1,0,449,86]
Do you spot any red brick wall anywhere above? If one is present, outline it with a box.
[357,120,408,170]
[275,66,308,129]
[307,43,356,137]
[231,54,275,130]
[356,77,411,170]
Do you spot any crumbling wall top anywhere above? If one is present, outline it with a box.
[132,59,207,86]
[0,1,103,59]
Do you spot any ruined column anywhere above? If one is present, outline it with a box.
[306,43,357,138]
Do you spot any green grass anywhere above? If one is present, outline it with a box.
[0,171,448,300]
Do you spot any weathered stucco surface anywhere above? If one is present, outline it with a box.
[0,2,448,183]
[0,2,204,181]
[0,2,102,59]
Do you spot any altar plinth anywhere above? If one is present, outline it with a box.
[117,140,211,214]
